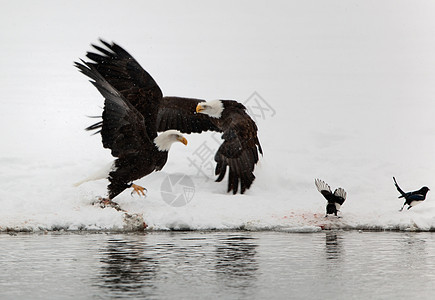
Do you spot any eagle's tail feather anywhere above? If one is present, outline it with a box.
[73,161,115,187]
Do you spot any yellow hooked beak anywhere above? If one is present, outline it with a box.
[196,104,204,113]
[177,136,188,146]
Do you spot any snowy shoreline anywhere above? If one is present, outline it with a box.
[2,211,434,233]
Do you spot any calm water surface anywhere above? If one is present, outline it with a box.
[0,231,434,299]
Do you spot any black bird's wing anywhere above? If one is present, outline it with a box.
[315,179,333,200]
[156,97,220,133]
[333,188,347,205]
[406,192,426,201]
[214,106,263,194]
[83,39,163,140]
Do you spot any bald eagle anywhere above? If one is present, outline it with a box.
[82,40,263,194]
[75,60,187,202]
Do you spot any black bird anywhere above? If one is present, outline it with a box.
[393,177,429,211]
[315,179,347,217]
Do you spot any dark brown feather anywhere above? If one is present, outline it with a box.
[156,97,220,133]
[84,39,163,140]
[75,60,168,199]
[157,97,262,194]
[79,40,262,195]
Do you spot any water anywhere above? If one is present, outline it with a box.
[1,231,434,299]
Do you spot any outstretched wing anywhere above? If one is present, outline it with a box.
[156,96,220,133]
[83,39,162,140]
[75,61,153,158]
[333,188,347,205]
[214,105,263,194]
[407,193,425,201]
[315,179,333,199]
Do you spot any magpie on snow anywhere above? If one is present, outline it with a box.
[393,177,429,211]
[315,179,347,217]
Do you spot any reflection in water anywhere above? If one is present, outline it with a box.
[1,232,435,299]
[215,235,259,289]
[324,231,342,260]
[400,233,427,268]
[96,238,158,298]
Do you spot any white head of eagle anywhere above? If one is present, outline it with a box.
[196,100,224,118]
[154,130,188,151]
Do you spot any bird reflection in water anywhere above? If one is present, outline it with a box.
[325,231,342,260]
[96,238,158,298]
[215,235,259,289]
[400,233,427,267]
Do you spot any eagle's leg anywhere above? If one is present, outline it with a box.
[131,183,147,197]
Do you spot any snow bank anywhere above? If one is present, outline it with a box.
[1,153,435,232]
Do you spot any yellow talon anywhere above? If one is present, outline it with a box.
[131,184,147,197]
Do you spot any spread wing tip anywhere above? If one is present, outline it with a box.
[315,178,331,193]
[334,187,347,201]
